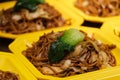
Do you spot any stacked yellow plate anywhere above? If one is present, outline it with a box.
[54,0,120,23]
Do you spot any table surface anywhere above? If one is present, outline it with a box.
[0,38,13,52]
[0,0,15,2]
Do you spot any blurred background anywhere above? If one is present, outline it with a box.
[0,0,15,52]
[0,0,15,2]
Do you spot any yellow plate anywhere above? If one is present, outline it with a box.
[0,0,83,39]
[9,26,120,80]
[101,20,120,48]
[0,51,37,80]
[56,0,120,23]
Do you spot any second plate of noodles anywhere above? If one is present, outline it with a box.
[56,0,120,22]
[75,0,120,17]
[0,0,83,39]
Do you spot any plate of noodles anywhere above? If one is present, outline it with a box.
[0,0,83,39]
[101,20,120,48]
[9,27,120,80]
[0,51,37,80]
[56,0,120,22]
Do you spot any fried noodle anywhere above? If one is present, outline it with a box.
[0,70,19,80]
[23,30,116,77]
[0,3,69,34]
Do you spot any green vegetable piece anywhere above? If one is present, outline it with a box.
[14,0,45,12]
[59,28,85,47]
[48,28,85,63]
[36,0,45,4]
[48,40,65,63]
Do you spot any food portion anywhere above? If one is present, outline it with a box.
[23,28,116,77]
[0,70,19,80]
[75,0,120,17]
[0,0,68,34]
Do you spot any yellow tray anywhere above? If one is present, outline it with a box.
[100,20,120,48]
[9,26,120,80]
[0,0,83,39]
[55,0,120,23]
[0,51,37,80]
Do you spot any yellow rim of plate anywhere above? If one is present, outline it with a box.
[0,51,37,80]
[101,20,120,48]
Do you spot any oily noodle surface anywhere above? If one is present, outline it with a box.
[23,31,116,77]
